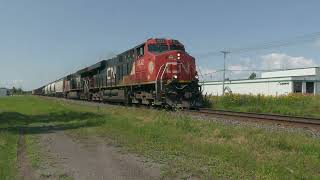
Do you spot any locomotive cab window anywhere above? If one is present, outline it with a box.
[169,44,185,51]
[148,44,169,53]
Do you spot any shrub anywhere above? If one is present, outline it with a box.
[209,94,320,118]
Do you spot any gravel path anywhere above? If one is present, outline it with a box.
[17,135,35,180]
[39,131,161,180]
[45,97,320,138]
[185,112,320,138]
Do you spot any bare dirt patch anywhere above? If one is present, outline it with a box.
[17,135,35,180]
[40,131,161,180]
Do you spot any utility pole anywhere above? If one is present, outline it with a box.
[221,51,230,96]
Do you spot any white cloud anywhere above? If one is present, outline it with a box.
[0,80,24,89]
[228,57,256,72]
[261,53,317,70]
[199,53,318,81]
[198,66,216,75]
[228,64,248,74]
[227,57,258,79]
[198,66,221,81]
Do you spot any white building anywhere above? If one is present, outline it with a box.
[0,88,9,97]
[202,67,320,96]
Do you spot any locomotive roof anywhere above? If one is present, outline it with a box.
[77,60,107,74]
[36,38,185,91]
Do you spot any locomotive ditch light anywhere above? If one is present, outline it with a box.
[195,75,199,79]
[173,75,178,79]
[177,53,181,60]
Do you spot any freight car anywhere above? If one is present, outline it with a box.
[32,86,44,95]
[33,38,203,109]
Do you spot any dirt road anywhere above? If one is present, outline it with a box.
[17,135,36,180]
[40,131,161,180]
[18,131,161,180]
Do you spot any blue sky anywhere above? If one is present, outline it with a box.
[1,0,320,90]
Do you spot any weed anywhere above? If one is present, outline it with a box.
[1,96,320,179]
[208,94,320,118]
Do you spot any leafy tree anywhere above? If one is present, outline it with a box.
[12,87,17,94]
[248,72,257,79]
[17,88,22,94]
[11,86,25,95]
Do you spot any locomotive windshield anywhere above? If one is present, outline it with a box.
[148,44,169,53]
[148,43,185,53]
[169,44,185,51]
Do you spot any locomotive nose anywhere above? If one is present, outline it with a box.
[166,51,184,61]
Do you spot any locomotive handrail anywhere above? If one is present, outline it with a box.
[160,62,183,90]
[155,64,166,99]
[155,62,183,102]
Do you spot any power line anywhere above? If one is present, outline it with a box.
[202,69,267,76]
[201,66,318,77]
[197,31,320,58]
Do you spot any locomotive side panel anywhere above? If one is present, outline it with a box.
[34,38,202,108]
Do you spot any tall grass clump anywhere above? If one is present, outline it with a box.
[1,96,320,179]
[208,93,320,117]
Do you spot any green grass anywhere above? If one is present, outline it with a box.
[0,96,97,179]
[207,94,320,118]
[70,109,320,179]
[25,134,73,180]
[0,129,18,180]
[1,96,320,179]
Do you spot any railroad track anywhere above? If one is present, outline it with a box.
[194,108,320,126]
[43,96,320,127]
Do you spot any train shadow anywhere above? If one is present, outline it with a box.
[0,111,106,134]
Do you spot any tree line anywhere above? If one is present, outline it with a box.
[8,87,31,95]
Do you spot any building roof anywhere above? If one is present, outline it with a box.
[260,66,319,72]
[202,67,320,84]
[261,67,319,78]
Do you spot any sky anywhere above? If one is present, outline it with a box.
[1,0,320,90]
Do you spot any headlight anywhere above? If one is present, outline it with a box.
[173,75,178,79]
[195,75,199,79]
[177,53,181,60]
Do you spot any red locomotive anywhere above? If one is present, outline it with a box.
[33,38,202,109]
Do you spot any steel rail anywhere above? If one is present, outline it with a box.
[194,108,320,125]
[41,96,320,126]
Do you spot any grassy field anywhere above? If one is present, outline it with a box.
[1,96,320,179]
[207,94,320,118]
[0,96,90,179]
